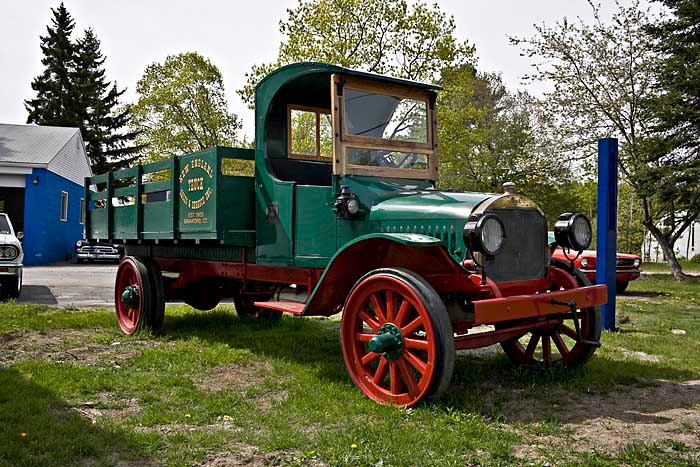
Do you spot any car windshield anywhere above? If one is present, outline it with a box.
[344,88,428,144]
[0,215,11,235]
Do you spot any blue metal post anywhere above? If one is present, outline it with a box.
[596,138,618,331]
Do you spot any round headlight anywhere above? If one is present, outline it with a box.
[633,258,641,268]
[463,212,506,257]
[554,212,592,251]
[0,246,18,260]
[76,240,83,248]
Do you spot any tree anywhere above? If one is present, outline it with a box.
[238,0,474,107]
[437,66,576,224]
[130,52,242,162]
[73,29,141,174]
[25,3,139,173]
[647,0,700,154]
[512,0,699,279]
[25,3,79,128]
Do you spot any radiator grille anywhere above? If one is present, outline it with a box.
[483,208,548,282]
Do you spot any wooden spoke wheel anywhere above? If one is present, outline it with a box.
[499,261,602,367]
[233,291,281,322]
[341,268,454,407]
[115,256,153,335]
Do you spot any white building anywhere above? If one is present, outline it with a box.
[644,216,700,262]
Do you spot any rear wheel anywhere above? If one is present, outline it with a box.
[233,291,281,322]
[142,257,165,333]
[499,261,601,367]
[114,256,152,335]
[340,268,454,407]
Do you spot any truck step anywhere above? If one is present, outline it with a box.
[253,301,304,316]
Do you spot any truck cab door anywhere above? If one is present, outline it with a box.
[293,184,336,267]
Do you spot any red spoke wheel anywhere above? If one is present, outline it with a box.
[233,290,281,322]
[341,268,454,407]
[499,260,602,367]
[115,256,153,335]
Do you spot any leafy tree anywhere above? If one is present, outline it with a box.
[25,3,79,128]
[130,52,242,162]
[437,66,575,224]
[238,0,474,106]
[512,0,698,279]
[73,29,141,174]
[25,3,139,173]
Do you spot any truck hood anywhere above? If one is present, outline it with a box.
[0,233,20,247]
[369,191,494,222]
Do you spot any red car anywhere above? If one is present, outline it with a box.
[549,233,641,292]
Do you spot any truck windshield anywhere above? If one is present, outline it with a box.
[344,88,428,144]
[0,215,11,234]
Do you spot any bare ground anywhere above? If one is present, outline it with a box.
[4,329,700,463]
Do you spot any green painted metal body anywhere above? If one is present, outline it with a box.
[85,63,496,283]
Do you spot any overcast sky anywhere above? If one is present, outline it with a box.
[0,0,648,139]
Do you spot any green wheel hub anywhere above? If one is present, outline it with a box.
[121,285,139,308]
[368,322,404,360]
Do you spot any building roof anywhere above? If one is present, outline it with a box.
[0,123,92,185]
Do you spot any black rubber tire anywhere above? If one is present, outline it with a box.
[499,259,602,367]
[6,274,21,299]
[616,281,629,293]
[346,268,455,403]
[141,257,165,333]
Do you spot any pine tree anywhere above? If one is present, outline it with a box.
[25,3,80,127]
[26,3,140,174]
[73,29,140,174]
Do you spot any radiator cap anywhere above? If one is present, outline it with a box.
[502,182,517,194]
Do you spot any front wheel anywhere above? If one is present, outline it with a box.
[340,268,454,407]
[2,273,21,299]
[616,281,629,293]
[499,261,602,367]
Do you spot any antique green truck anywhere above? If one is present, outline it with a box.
[85,62,607,406]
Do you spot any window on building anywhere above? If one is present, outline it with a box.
[80,198,85,224]
[60,191,68,221]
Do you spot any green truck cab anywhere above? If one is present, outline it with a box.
[86,63,607,406]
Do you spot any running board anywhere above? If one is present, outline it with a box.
[253,301,304,316]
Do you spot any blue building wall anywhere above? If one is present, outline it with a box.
[23,168,84,265]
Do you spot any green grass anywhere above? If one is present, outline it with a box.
[642,258,700,273]
[1,276,700,466]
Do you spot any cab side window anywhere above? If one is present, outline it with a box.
[288,105,332,161]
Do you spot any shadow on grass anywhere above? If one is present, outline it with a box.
[163,308,700,425]
[0,367,152,467]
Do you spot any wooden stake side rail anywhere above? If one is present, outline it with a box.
[85,146,256,246]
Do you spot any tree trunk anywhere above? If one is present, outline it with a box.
[651,229,688,280]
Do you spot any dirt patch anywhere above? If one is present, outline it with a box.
[510,379,700,458]
[0,329,160,366]
[198,362,274,392]
[199,444,325,466]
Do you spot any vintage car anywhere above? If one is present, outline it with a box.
[0,213,23,299]
[84,63,608,407]
[548,232,641,292]
[75,239,123,263]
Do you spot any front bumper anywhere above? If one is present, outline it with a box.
[580,269,641,282]
[77,252,120,260]
[473,284,608,325]
[0,263,23,277]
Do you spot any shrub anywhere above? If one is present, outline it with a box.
[690,255,700,265]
